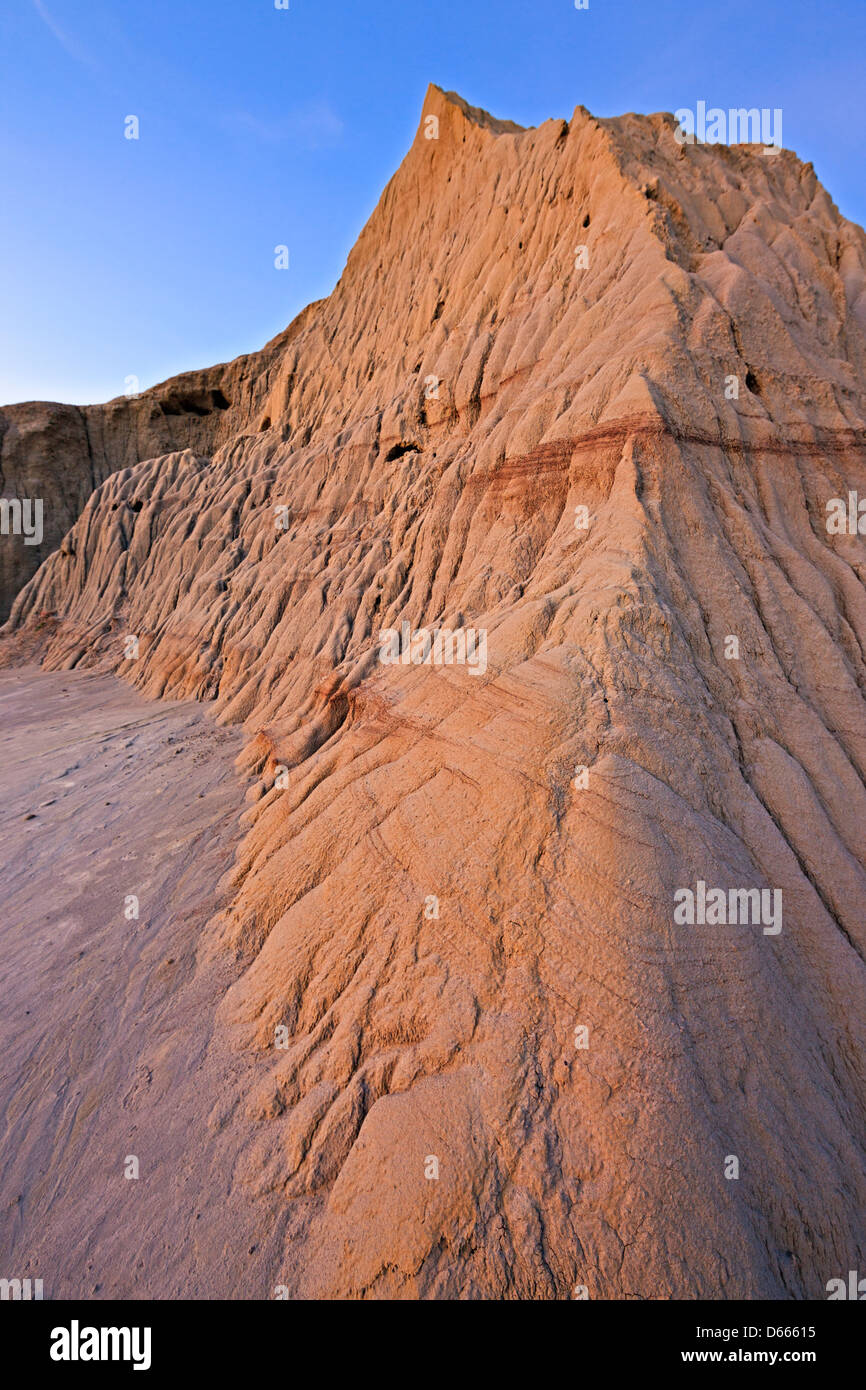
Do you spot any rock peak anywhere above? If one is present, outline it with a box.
[420,82,526,136]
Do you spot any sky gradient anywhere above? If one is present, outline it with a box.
[1,0,864,405]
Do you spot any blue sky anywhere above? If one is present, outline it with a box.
[1,0,863,405]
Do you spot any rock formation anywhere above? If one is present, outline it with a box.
[0,324,307,619]
[2,85,865,1298]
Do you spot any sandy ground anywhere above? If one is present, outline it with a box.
[0,666,286,1298]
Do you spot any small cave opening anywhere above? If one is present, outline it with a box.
[745,369,761,396]
[385,441,419,462]
[260,417,271,431]
[159,388,231,418]
[583,213,591,226]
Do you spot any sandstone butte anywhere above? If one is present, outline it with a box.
[1,84,865,1300]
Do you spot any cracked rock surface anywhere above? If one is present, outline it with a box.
[1,86,865,1298]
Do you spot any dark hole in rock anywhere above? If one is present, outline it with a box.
[260,417,271,431]
[583,213,590,226]
[745,370,761,395]
[159,388,231,417]
[385,442,419,462]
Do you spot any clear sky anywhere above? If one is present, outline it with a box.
[1,0,863,405]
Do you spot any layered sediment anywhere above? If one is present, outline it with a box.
[2,85,865,1298]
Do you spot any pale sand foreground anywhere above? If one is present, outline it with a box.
[0,667,285,1298]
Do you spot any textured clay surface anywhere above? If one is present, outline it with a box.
[1,87,865,1298]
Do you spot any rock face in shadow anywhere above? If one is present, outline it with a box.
[3,85,866,1298]
[0,320,314,619]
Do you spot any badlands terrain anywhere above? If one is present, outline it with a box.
[1,86,865,1298]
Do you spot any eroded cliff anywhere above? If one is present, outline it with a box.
[3,85,865,1298]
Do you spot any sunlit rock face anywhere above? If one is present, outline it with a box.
[2,85,866,1299]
